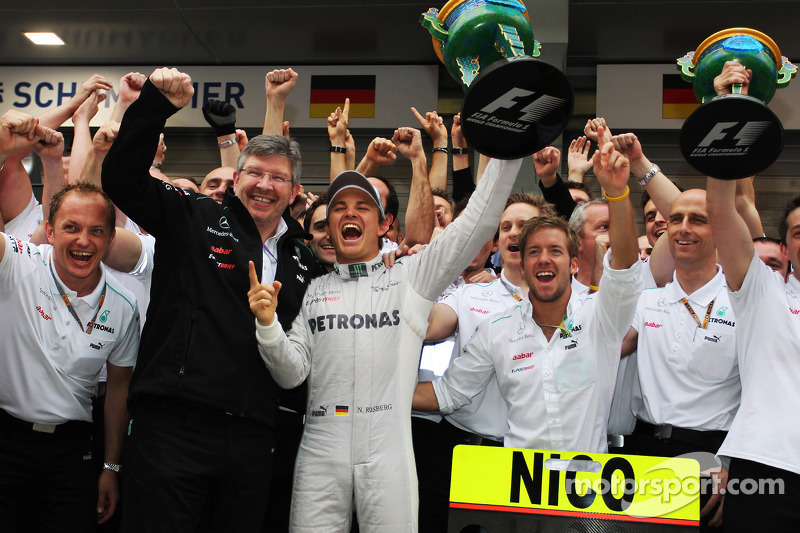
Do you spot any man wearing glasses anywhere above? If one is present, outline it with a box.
[101,68,318,532]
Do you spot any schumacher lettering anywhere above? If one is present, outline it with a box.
[308,310,400,333]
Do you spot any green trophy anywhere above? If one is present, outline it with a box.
[420,1,573,159]
[677,28,797,179]
[677,27,796,104]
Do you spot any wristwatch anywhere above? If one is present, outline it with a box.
[638,164,661,188]
[103,462,122,473]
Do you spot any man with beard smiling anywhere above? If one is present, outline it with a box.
[413,137,641,454]
[250,123,522,531]
[101,68,317,532]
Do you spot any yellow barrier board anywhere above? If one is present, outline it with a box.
[450,446,700,527]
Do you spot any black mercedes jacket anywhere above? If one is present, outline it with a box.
[102,80,316,426]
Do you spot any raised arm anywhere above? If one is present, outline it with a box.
[593,128,638,269]
[567,136,593,183]
[68,90,106,183]
[38,74,113,130]
[202,99,240,168]
[450,113,475,202]
[534,146,577,219]
[411,107,448,191]
[393,127,434,247]
[707,177,753,291]
[0,111,61,226]
[612,132,680,220]
[110,72,146,124]
[102,68,194,234]
[80,121,120,186]
[327,99,350,181]
[355,136,397,177]
[31,132,66,221]
[263,68,298,135]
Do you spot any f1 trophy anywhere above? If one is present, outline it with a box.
[421,1,573,159]
[677,28,797,179]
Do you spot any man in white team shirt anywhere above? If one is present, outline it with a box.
[620,188,740,529]
[415,194,554,532]
[413,136,641,453]
[704,57,800,533]
[0,166,139,532]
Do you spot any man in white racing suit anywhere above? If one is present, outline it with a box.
[250,139,521,532]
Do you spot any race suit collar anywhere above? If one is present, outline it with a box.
[332,254,384,280]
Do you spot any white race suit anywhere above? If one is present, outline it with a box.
[255,158,522,532]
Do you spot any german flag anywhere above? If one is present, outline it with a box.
[335,405,349,416]
[662,74,699,119]
[310,75,376,118]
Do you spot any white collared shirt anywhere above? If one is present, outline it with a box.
[0,234,140,424]
[434,251,641,452]
[3,193,43,241]
[632,267,740,431]
[262,217,288,284]
[718,252,800,475]
[429,270,523,440]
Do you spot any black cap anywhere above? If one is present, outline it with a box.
[327,171,384,217]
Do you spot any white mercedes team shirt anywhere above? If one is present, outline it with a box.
[632,268,740,431]
[718,252,800,475]
[0,234,140,424]
[107,217,155,330]
[434,252,641,452]
[4,193,43,241]
[437,270,524,440]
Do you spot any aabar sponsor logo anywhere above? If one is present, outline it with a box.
[308,310,400,333]
[645,322,662,328]
[470,307,490,315]
[790,308,800,315]
[36,306,52,321]
[210,246,232,254]
[513,352,533,361]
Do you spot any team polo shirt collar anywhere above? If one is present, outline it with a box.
[49,259,107,310]
[332,254,384,280]
[499,269,523,299]
[664,266,724,306]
